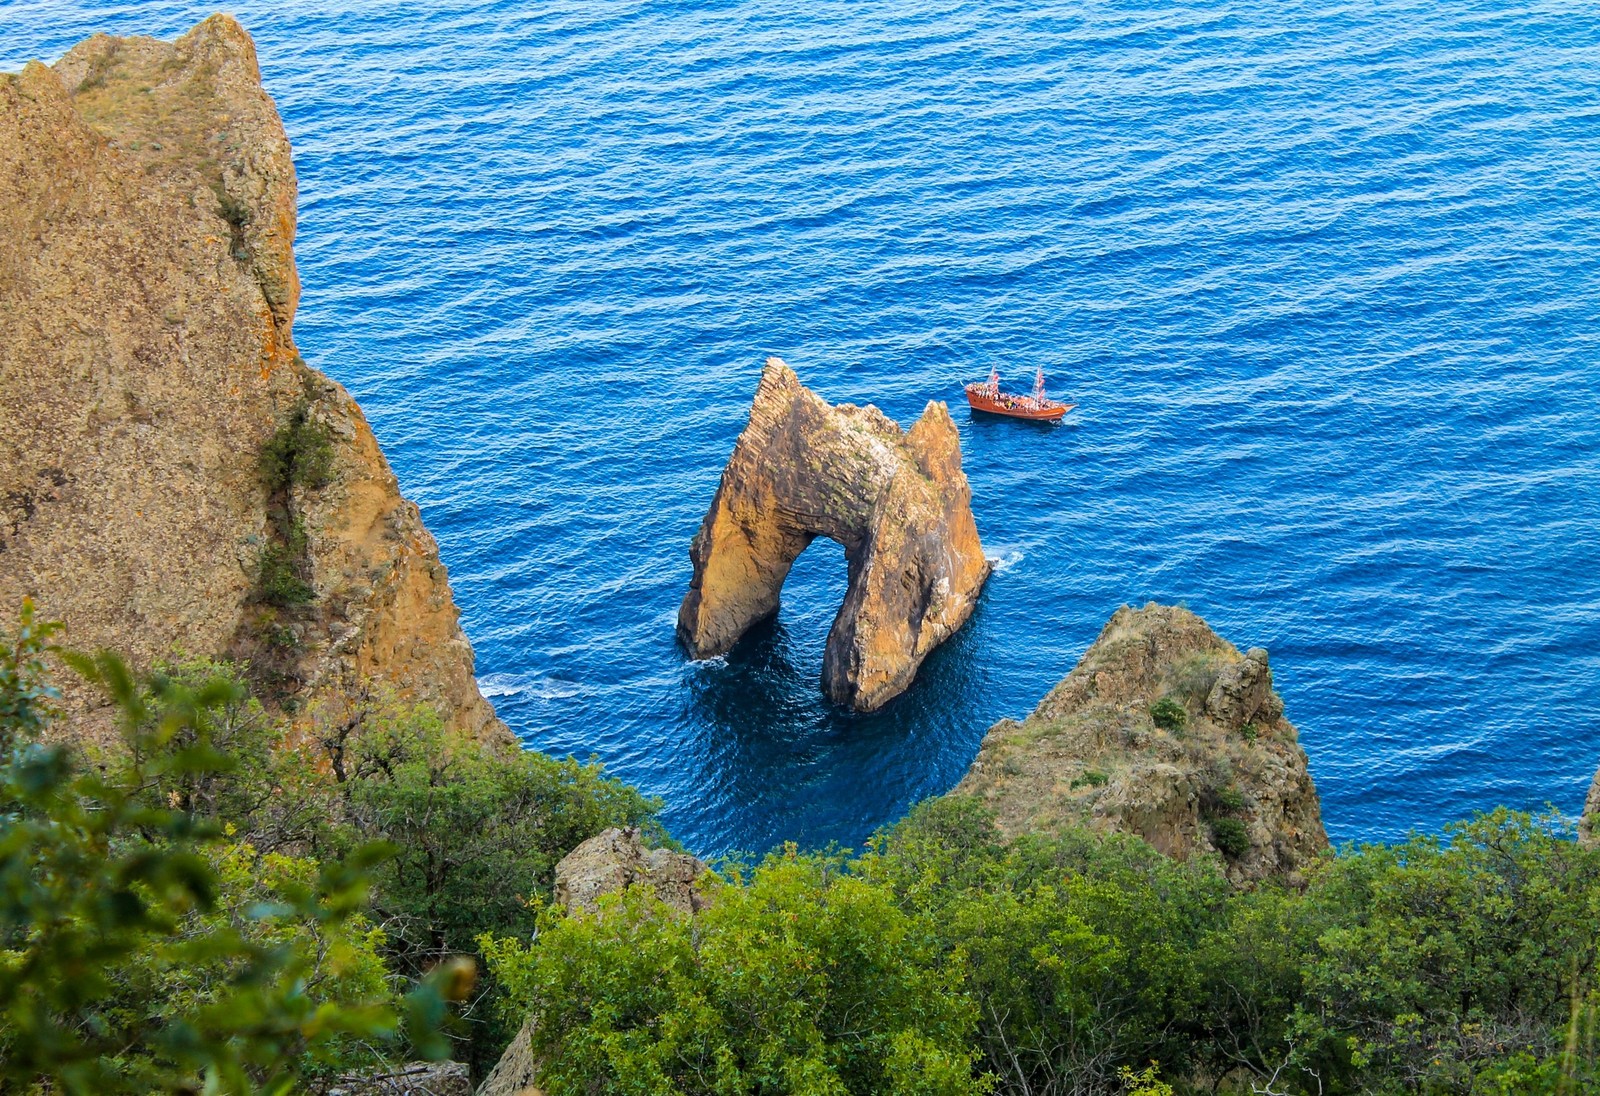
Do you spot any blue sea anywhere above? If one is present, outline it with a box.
[7,0,1600,857]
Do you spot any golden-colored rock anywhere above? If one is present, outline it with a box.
[954,603,1328,887]
[677,357,989,711]
[0,17,507,745]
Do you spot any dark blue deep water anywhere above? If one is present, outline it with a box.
[7,1,1600,857]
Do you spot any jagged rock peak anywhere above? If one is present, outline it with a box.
[677,356,989,711]
[955,603,1328,888]
[0,18,508,746]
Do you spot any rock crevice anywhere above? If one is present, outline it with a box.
[677,357,989,711]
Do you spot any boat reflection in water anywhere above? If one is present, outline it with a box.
[964,366,1075,422]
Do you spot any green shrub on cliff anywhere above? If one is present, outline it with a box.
[484,795,1600,1096]
[1286,810,1600,1093]
[0,607,661,1090]
[260,400,335,494]
[1149,696,1187,733]
[1209,817,1250,859]
[254,514,315,608]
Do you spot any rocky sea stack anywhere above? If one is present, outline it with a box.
[678,356,989,711]
[0,17,506,744]
[955,603,1328,887]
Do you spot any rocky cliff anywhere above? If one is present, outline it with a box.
[678,357,989,711]
[1582,769,1600,847]
[0,17,507,744]
[954,603,1328,887]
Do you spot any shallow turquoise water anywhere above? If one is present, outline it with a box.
[7,0,1600,856]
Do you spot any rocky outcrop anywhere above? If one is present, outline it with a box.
[954,603,1328,887]
[476,830,706,1096]
[0,18,506,745]
[553,827,708,915]
[678,357,989,711]
[1582,768,1600,847]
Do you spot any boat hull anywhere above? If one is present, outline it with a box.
[964,384,1073,421]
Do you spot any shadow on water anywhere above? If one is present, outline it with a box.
[677,545,998,856]
[965,408,1066,432]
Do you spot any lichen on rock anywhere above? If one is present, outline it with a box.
[677,357,989,711]
[0,17,507,746]
[552,826,708,916]
[953,603,1329,887]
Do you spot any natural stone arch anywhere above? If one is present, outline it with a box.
[677,357,990,711]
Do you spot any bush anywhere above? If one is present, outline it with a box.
[256,539,313,606]
[1214,785,1246,813]
[1072,769,1110,789]
[315,692,666,1077]
[260,401,335,495]
[485,852,985,1096]
[1209,817,1250,859]
[1148,696,1187,733]
[0,626,455,1093]
[1290,811,1600,1092]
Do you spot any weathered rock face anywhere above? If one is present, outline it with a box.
[553,826,708,915]
[0,18,507,745]
[1581,768,1600,848]
[677,357,989,711]
[954,603,1328,887]
[476,830,706,1096]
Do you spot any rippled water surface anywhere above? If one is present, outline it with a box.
[8,0,1600,856]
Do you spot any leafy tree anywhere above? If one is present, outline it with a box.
[484,849,987,1096]
[0,620,454,1093]
[313,691,667,1077]
[1287,810,1600,1093]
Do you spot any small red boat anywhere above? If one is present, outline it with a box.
[965,366,1075,422]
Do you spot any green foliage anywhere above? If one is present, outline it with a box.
[253,401,330,614]
[1240,721,1259,742]
[310,690,666,1076]
[1118,1064,1174,1095]
[1288,810,1600,1093]
[1209,817,1250,860]
[260,401,335,495]
[485,851,987,1096]
[255,520,314,607]
[0,606,672,1089]
[0,636,441,1094]
[0,597,60,746]
[1072,769,1110,789]
[334,697,664,952]
[1214,786,1246,813]
[1148,696,1187,734]
[7,606,1600,1095]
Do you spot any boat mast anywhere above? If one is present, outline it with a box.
[988,365,999,394]
[1033,366,1045,403]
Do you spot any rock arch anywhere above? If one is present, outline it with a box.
[677,357,990,711]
